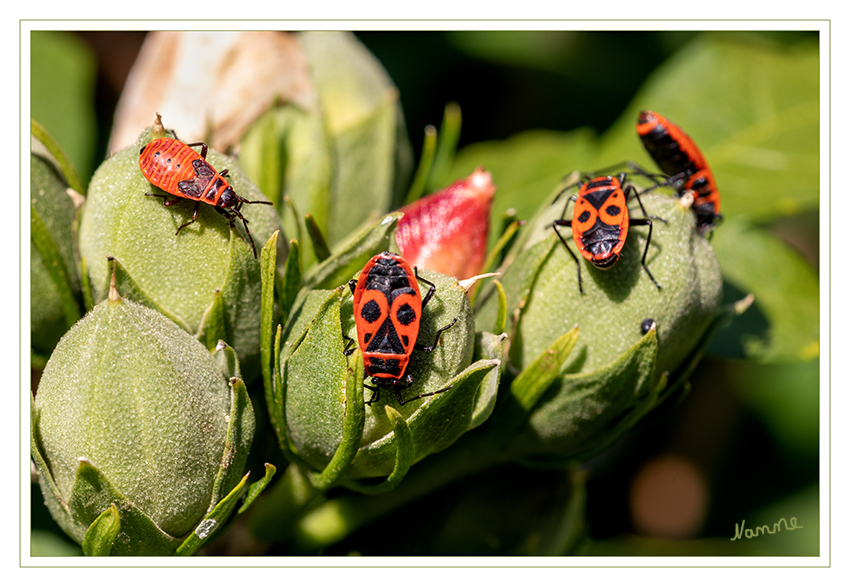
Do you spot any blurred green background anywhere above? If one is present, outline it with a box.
[30,29,820,557]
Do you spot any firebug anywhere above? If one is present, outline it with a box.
[139,137,272,258]
[552,173,663,294]
[636,110,721,232]
[344,252,457,405]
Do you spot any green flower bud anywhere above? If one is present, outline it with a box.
[78,123,281,380]
[278,267,498,483]
[30,288,256,555]
[31,153,81,357]
[478,182,723,458]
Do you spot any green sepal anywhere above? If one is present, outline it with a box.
[279,239,302,326]
[481,219,523,279]
[426,102,462,191]
[260,231,279,425]
[469,332,508,430]
[80,256,94,312]
[31,118,85,196]
[342,404,414,495]
[202,289,226,351]
[491,280,508,335]
[69,459,180,556]
[238,463,277,515]
[107,256,192,332]
[516,323,659,462]
[175,472,250,556]
[213,340,242,381]
[307,349,366,491]
[82,504,121,556]
[31,204,81,328]
[305,213,331,262]
[281,288,349,468]
[404,124,437,205]
[303,211,402,290]
[178,463,278,556]
[344,358,500,479]
[513,326,580,412]
[209,377,256,508]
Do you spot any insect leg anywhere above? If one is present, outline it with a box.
[145,192,182,207]
[363,382,381,405]
[552,220,584,294]
[175,202,201,235]
[184,142,208,160]
[415,317,458,352]
[216,207,259,258]
[396,381,454,406]
[629,217,662,290]
[415,268,437,308]
[342,332,356,356]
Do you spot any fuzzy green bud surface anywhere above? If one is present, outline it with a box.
[31,293,255,555]
[77,125,281,379]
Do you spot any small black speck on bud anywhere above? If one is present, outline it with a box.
[640,318,656,335]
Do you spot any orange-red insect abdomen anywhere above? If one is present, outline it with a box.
[636,110,721,230]
[571,175,629,268]
[139,137,229,206]
[351,252,422,381]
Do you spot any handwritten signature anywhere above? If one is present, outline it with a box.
[731,517,803,541]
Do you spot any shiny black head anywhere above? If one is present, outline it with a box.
[218,187,242,210]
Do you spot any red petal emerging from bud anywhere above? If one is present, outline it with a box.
[395,167,495,280]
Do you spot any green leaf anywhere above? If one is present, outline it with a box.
[210,378,256,507]
[201,289,226,351]
[449,129,598,250]
[404,124,438,205]
[305,213,331,262]
[82,505,120,556]
[31,32,98,184]
[303,211,402,290]
[31,119,85,196]
[279,239,302,326]
[175,472,250,556]
[343,405,415,495]
[238,463,278,515]
[596,35,819,223]
[31,205,81,328]
[709,219,819,362]
[69,459,180,556]
[260,231,279,418]
[308,349,366,491]
[427,102,463,192]
[517,324,660,461]
[469,332,507,430]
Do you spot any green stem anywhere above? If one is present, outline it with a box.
[289,427,515,553]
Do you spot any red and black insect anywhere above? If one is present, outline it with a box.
[552,173,663,294]
[139,137,273,258]
[636,110,721,232]
[344,252,457,405]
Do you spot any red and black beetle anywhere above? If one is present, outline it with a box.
[636,110,721,232]
[552,173,663,294]
[344,251,457,405]
[139,137,273,258]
